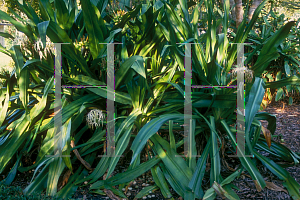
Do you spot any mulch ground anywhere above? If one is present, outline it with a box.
[2,100,300,200]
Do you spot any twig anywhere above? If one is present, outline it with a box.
[70,140,94,172]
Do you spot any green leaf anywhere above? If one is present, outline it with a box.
[80,156,110,184]
[55,0,69,29]
[37,21,49,47]
[254,112,276,135]
[80,0,104,59]
[134,186,159,199]
[245,77,265,135]
[265,75,300,88]
[0,85,10,127]
[275,88,284,101]
[4,153,22,185]
[0,32,14,40]
[221,120,266,191]
[252,22,295,76]
[212,181,239,200]
[40,94,100,132]
[71,75,132,105]
[0,10,34,40]
[0,77,54,174]
[115,56,145,89]
[210,116,221,185]
[105,123,134,179]
[23,159,50,195]
[253,151,300,199]
[189,137,211,199]
[289,97,293,105]
[256,139,299,164]
[62,118,72,172]
[90,156,161,189]
[131,114,187,164]
[46,157,66,196]
[19,68,30,112]
[221,169,242,186]
[284,61,291,76]
[150,135,194,198]
[55,166,85,199]
[169,120,176,151]
[151,166,172,198]
[160,163,184,197]
[40,0,55,21]
[47,21,72,43]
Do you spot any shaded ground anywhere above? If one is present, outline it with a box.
[1,100,299,199]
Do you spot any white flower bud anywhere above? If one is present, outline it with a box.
[86,109,105,129]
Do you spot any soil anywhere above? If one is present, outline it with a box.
[1,100,300,200]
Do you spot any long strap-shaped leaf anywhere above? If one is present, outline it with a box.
[251,22,296,76]
[265,75,300,88]
[210,116,221,185]
[245,77,265,137]
[0,82,9,127]
[151,165,173,199]
[221,120,266,190]
[150,135,195,199]
[130,114,189,164]
[0,77,54,174]
[253,151,300,200]
[90,156,160,189]
[189,136,211,199]
[80,0,104,59]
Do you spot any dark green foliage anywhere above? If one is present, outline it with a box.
[0,0,299,199]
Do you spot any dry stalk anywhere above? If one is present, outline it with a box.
[70,140,94,172]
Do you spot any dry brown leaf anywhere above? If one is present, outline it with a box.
[261,126,272,148]
[265,181,288,193]
[221,137,225,158]
[125,180,134,194]
[103,189,122,200]
[58,169,72,190]
[253,180,262,192]
[212,181,226,199]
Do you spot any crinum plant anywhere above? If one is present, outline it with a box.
[0,0,300,200]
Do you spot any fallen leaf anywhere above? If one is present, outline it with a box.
[265,181,288,193]
[261,126,272,148]
[104,189,121,200]
[253,180,262,192]
[58,169,72,190]
[212,181,226,199]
